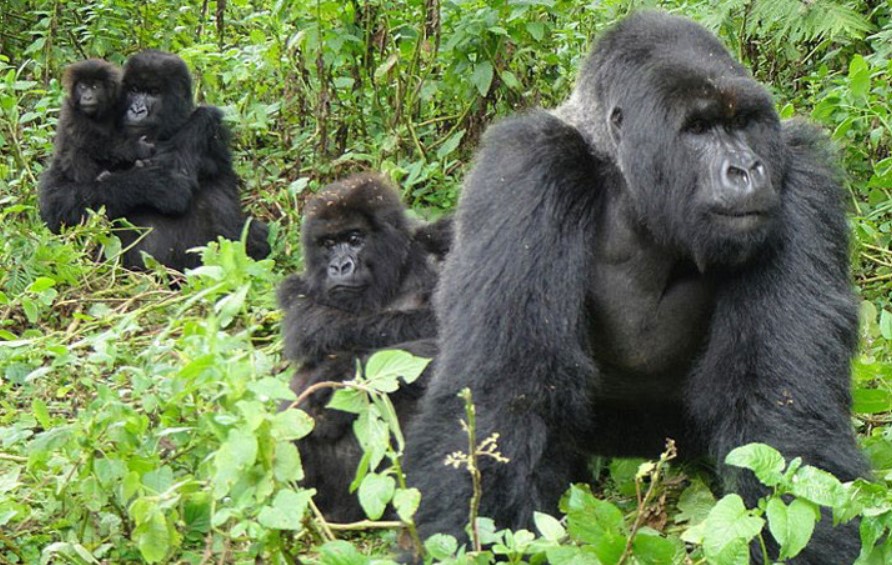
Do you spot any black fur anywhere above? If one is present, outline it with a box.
[42,59,151,187]
[39,50,270,270]
[403,12,866,563]
[278,174,448,521]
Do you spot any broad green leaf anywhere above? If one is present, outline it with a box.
[271,408,315,441]
[329,388,366,414]
[632,530,683,564]
[212,429,258,498]
[318,539,370,565]
[700,494,764,562]
[247,377,297,401]
[766,497,817,559]
[393,487,421,522]
[848,55,870,99]
[357,472,395,520]
[563,485,626,562]
[257,488,312,530]
[134,510,171,563]
[545,545,602,565]
[366,349,431,388]
[472,61,494,97]
[675,479,716,524]
[436,129,466,160]
[534,511,566,541]
[790,465,846,507]
[273,440,304,482]
[853,388,892,414]
[424,534,458,560]
[725,443,785,486]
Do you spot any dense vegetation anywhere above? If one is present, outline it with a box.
[1,0,892,563]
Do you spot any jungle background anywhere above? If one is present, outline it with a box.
[2,0,892,563]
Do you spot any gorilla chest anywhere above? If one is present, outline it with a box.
[587,258,715,398]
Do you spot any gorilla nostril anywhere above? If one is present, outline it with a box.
[726,164,750,188]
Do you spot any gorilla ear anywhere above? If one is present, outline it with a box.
[608,107,623,147]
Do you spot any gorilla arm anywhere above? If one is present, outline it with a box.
[404,111,602,541]
[684,122,866,559]
[90,106,229,219]
[278,274,438,365]
[413,214,453,260]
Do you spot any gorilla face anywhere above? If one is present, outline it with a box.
[62,59,121,122]
[314,222,373,298]
[121,50,194,141]
[301,175,413,314]
[592,19,788,270]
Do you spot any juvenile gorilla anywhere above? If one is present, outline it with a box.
[404,12,866,563]
[278,174,449,521]
[40,50,269,271]
[43,59,152,186]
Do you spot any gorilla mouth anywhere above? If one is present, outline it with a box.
[330,284,367,294]
[710,209,771,231]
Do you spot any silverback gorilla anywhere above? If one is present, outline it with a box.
[403,12,866,563]
[39,50,269,270]
[278,174,449,521]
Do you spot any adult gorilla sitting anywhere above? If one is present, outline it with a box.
[40,50,269,270]
[403,11,866,563]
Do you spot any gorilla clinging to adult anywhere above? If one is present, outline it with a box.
[278,173,450,522]
[39,50,269,271]
[42,59,153,186]
[403,11,866,563]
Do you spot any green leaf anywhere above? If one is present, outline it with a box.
[357,472,395,520]
[436,129,466,160]
[472,61,494,97]
[247,377,297,401]
[766,497,817,559]
[271,408,315,441]
[790,465,846,507]
[632,530,683,564]
[853,388,892,414]
[848,55,870,99]
[526,21,545,41]
[318,539,370,565]
[273,440,304,482]
[424,534,458,560]
[563,485,626,562]
[27,276,56,293]
[534,511,565,541]
[329,388,366,414]
[725,443,786,486]
[32,399,50,429]
[366,349,431,389]
[500,70,521,90]
[212,429,258,499]
[675,479,716,524]
[393,487,420,522]
[214,283,249,327]
[134,509,171,563]
[545,546,602,565]
[257,488,312,530]
[699,494,764,563]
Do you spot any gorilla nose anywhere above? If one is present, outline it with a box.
[721,156,767,194]
[329,258,355,278]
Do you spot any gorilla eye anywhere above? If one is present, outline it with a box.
[348,234,363,246]
[685,119,710,135]
[322,238,336,249]
[730,113,750,129]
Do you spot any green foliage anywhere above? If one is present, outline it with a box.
[2,0,892,562]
